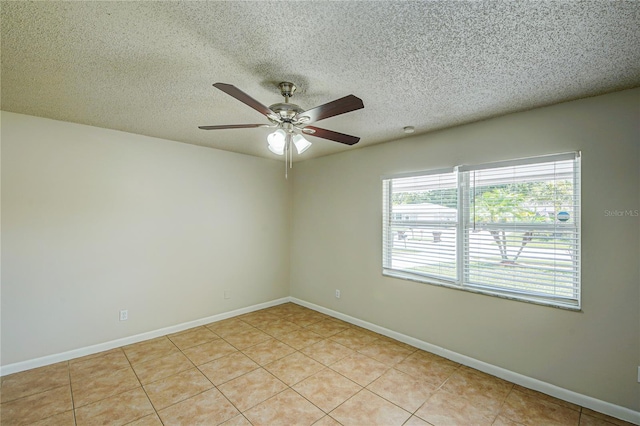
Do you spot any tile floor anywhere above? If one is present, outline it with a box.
[0,303,634,426]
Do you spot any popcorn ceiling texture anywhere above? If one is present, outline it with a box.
[1,1,639,159]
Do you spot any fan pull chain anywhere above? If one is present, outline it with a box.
[284,133,294,179]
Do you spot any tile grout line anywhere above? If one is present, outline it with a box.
[173,338,231,421]
[67,360,79,426]
[491,383,516,425]
[123,340,168,426]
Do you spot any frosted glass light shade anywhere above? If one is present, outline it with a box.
[267,129,286,155]
[293,134,312,154]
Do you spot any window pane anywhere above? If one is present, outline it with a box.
[464,158,579,305]
[383,171,458,282]
[466,229,579,299]
[388,225,457,280]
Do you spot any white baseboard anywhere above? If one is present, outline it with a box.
[0,297,290,377]
[290,297,640,425]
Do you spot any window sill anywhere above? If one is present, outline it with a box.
[382,268,582,311]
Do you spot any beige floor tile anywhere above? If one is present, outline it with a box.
[264,351,325,386]
[439,367,513,415]
[224,328,273,350]
[395,350,460,387]
[144,368,213,410]
[287,312,328,328]
[512,384,581,411]
[580,408,636,426]
[330,328,380,350]
[375,335,419,352]
[313,415,342,426]
[69,349,131,383]
[330,352,389,387]
[293,368,362,413]
[198,352,259,386]
[132,351,194,384]
[492,415,525,426]
[123,336,180,365]
[158,388,240,425]
[257,319,302,337]
[301,339,355,366]
[238,311,281,327]
[579,413,622,426]
[168,326,219,350]
[28,409,76,426]
[404,415,431,425]
[330,389,411,426]
[244,388,325,426]
[348,325,380,337]
[5,305,624,426]
[0,385,73,425]
[206,318,255,337]
[305,319,350,337]
[0,362,70,403]
[261,304,292,315]
[182,338,237,366]
[220,414,253,425]
[68,347,122,365]
[276,329,325,350]
[218,368,287,412]
[72,366,140,407]
[127,413,164,425]
[263,303,306,317]
[415,390,497,426]
[367,368,436,412]
[498,388,580,426]
[75,387,154,426]
[327,318,355,328]
[357,338,414,365]
[242,339,296,366]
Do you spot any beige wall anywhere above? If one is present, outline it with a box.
[290,88,640,411]
[1,112,291,364]
[2,89,638,411]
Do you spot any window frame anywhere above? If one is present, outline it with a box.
[382,152,581,310]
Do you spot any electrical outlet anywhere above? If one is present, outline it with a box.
[637,366,640,383]
[224,290,230,300]
[119,309,128,321]
[335,289,341,299]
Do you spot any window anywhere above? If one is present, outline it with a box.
[382,153,581,309]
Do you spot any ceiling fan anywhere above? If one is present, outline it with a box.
[199,82,364,162]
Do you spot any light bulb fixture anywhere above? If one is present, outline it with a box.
[267,129,312,156]
[292,134,311,154]
[267,128,313,179]
[267,129,286,155]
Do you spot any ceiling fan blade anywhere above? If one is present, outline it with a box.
[212,83,275,118]
[303,126,360,145]
[297,95,364,123]
[198,124,267,130]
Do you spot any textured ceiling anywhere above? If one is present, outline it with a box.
[2,1,639,160]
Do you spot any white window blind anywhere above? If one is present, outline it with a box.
[382,153,581,309]
[382,168,459,284]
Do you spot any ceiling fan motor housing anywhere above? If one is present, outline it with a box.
[269,102,303,122]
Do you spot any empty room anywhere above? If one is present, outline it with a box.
[1,1,639,425]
